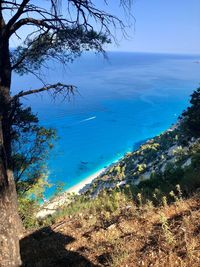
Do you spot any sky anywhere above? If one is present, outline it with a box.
[109,0,200,54]
[9,0,200,54]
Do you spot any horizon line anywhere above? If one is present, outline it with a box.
[105,50,200,56]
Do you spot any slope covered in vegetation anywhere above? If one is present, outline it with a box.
[20,88,200,266]
[21,188,200,266]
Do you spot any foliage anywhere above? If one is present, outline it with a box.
[18,173,52,229]
[12,28,110,75]
[18,197,39,229]
[138,142,160,161]
[9,100,56,227]
[181,88,200,137]
[160,213,175,245]
[11,100,56,196]
[6,0,133,79]
[53,189,128,223]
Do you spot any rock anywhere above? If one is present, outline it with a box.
[182,158,192,168]
[139,171,151,182]
[108,223,116,230]
[117,180,127,187]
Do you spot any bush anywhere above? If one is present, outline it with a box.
[181,88,200,137]
[18,197,39,229]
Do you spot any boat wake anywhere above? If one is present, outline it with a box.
[80,116,96,123]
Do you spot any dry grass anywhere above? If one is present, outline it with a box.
[20,194,200,267]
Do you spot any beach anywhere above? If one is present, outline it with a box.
[36,168,106,218]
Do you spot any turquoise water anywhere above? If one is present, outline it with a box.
[12,52,200,195]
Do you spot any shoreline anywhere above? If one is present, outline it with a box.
[64,168,106,194]
[36,140,153,219]
[36,133,167,219]
[36,168,106,218]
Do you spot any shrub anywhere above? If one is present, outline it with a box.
[181,88,200,137]
[18,197,39,229]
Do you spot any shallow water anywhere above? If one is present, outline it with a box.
[12,52,200,196]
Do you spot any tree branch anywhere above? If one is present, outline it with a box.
[6,0,30,31]
[12,83,77,101]
[9,17,57,36]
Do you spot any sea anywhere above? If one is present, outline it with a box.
[12,52,200,196]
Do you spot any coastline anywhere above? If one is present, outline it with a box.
[36,168,106,218]
[36,141,153,219]
[64,168,106,194]
[36,130,173,219]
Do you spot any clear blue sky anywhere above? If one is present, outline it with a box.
[10,0,200,54]
[110,0,200,54]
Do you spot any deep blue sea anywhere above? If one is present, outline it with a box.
[12,52,200,195]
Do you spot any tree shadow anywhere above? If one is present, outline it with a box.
[20,226,99,267]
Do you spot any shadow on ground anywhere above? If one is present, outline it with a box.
[20,226,99,267]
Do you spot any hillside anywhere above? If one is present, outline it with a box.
[19,88,200,266]
[36,120,200,219]
[81,122,200,198]
[21,192,200,266]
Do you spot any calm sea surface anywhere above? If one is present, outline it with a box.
[12,52,200,195]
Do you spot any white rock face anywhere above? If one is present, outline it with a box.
[117,180,127,187]
[140,171,151,181]
[167,145,179,156]
[36,208,57,219]
[182,158,192,168]
[161,163,167,173]
[133,179,140,185]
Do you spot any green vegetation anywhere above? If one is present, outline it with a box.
[52,189,129,226]
[51,169,199,227]
[181,88,200,137]
[10,100,57,228]
[12,100,56,190]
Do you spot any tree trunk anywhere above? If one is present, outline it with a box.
[0,164,22,267]
[0,31,22,267]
